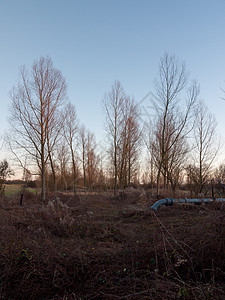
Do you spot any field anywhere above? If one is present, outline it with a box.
[2,183,37,197]
[0,188,225,299]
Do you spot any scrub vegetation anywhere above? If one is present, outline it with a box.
[0,190,225,299]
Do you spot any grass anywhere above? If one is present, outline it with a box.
[3,183,37,197]
[0,189,225,299]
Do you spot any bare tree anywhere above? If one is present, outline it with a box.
[86,130,99,191]
[214,164,225,183]
[9,56,67,202]
[96,150,107,190]
[103,81,141,192]
[151,53,199,195]
[103,80,125,194]
[57,141,70,191]
[150,115,190,192]
[63,102,79,195]
[0,160,13,197]
[46,110,66,199]
[188,100,220,194]
[144,118,157,188]
[118,97,141,188]
[79,124,88,189]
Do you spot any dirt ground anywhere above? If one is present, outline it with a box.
[0,189,225,299]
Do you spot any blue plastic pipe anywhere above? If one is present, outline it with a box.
[151,198,218,211]
[151,198,174,211]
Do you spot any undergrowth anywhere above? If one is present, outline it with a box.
[0,192,225,299]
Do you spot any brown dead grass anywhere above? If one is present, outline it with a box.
[0,190,225,299]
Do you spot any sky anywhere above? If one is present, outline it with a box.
[1,0,225,165]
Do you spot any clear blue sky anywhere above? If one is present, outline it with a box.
[1,0,225,161]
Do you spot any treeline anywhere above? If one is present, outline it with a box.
[1,54,223,200]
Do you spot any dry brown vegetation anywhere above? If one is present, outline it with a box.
[0,189,225,299]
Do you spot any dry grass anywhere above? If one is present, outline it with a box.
[0,190,225,299]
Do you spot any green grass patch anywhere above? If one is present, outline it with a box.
[3,184,37,197]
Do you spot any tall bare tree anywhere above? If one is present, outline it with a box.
[151,53,199,195]
[149,114,190,192]
[103,81,141,192]
[188,100,220,194]
[79,124,88,189]
[9,56,67,202]
[46,110,66,198]
[57,141,70,191]
[118,97,141,188]
[63,102,79,195]
[103,80,125,193]
[144,118,157,188]
[86,130,99,191]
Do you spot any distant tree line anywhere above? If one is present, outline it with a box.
[2,54,223,201]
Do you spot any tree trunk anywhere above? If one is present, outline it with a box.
[71,150,76,197]
[49,151,57,200]
[41,157,46,202]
